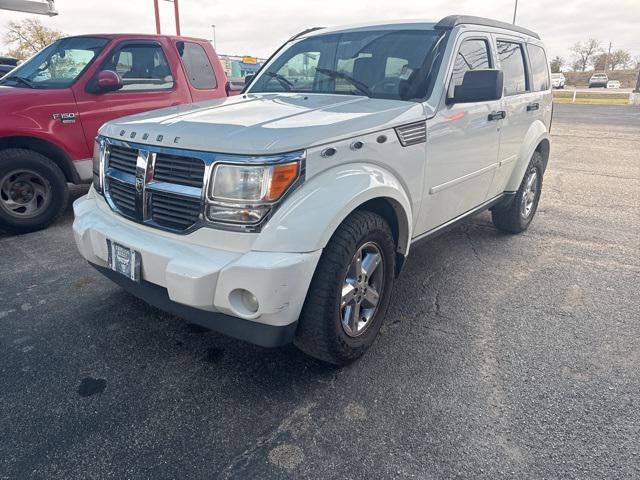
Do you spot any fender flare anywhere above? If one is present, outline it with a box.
[505,120,551,192]
[253,163,413,256]
[0,134,80,184]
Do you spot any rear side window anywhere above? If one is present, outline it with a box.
[527,44,550,92]
[448,38,492,97]
[497,41,528,96]
[99,43,174,91]
[177,41,217,90]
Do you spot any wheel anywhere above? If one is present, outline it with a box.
[492,151,544,234]
[294,210,396,365]
[0,149,68,233]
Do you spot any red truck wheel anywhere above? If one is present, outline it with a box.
[0,149,69,234]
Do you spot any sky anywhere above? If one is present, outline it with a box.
[1,0,639,65]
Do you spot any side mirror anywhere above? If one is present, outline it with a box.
[448,69,503,105]
[96,70,122,93]
[225,78,245,95]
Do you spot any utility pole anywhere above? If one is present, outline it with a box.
[211,25,217,50]
[604,41,612,72]
[512,0,518,24]
[153,0,161,34]
[172,0,180,36]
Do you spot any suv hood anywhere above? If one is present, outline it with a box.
[100,93,427,155]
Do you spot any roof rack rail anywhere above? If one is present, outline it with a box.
[435,15,540,40]
[288,27,325,42]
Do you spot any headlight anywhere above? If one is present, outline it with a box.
[92,138,104,194]
[206,155,303,226]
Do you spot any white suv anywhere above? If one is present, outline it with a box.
[74,15,552,364]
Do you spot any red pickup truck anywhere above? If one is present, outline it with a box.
[0,34,234,233]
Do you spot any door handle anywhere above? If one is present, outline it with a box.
[527,103,540,111]
[488,111,506,121]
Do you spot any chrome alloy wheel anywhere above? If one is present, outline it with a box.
[340,242,385,337]
[521,167,538,218]
[0,170,51,219]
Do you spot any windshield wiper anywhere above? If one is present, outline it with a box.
[264,71,293,91]
[315,68,371,97]
[1,76,35,88]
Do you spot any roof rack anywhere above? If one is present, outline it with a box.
[288,27,325,42]
[435,15,540,40]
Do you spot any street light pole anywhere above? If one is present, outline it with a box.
[211,25,216,50]
[512,0,518,24]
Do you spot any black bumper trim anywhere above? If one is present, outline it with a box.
[92,264,297,348]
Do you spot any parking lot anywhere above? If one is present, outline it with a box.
[1,103,639,479]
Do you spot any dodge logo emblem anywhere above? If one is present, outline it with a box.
[135,177,144,192]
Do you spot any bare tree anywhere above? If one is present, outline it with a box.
[570,39,601,71]
[3,19,64,60]
[550,56,565,73]
[609,49,631,70]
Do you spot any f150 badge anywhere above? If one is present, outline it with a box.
[52,112,77,124]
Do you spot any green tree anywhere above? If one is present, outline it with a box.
[3,19,64,60]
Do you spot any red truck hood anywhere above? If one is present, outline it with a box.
[99,93,427,155]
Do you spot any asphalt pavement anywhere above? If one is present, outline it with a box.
[1,104,639,479]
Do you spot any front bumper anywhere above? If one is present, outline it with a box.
[73,193,322,346]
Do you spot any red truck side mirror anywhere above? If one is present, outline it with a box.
[96,70,123,93]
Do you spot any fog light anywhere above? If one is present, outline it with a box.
[241,290,259,313]
[230,288,259,315]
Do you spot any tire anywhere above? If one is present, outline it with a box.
[492,151,544,234]
[0,149,69,234]
[294,210,396,365]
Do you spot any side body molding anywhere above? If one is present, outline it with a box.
[252,163,413,256]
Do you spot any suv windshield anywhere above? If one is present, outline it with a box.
[0,36,108,89]
[249,29,447,101]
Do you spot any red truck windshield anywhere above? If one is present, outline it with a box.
[0,37,108,89]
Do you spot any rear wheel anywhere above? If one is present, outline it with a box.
[0,149,68,233]
[294,210,396,365]
[492,151,544,234]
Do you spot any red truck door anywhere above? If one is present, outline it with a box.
[72,39,190,150]
[174,40,227,102]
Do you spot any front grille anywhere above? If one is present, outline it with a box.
[108,145,138,174]
[107,179,136,218]
[150,191,202,230]
[154,153,205,188]
[104,141,206,233]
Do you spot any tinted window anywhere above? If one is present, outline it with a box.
[449,39,492,97]
[497,41,527,95]
[100,44,174,91]
[250,29,446,101]
[177,41,217,89]
[0,37,108,89]
[527,44,550,92]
